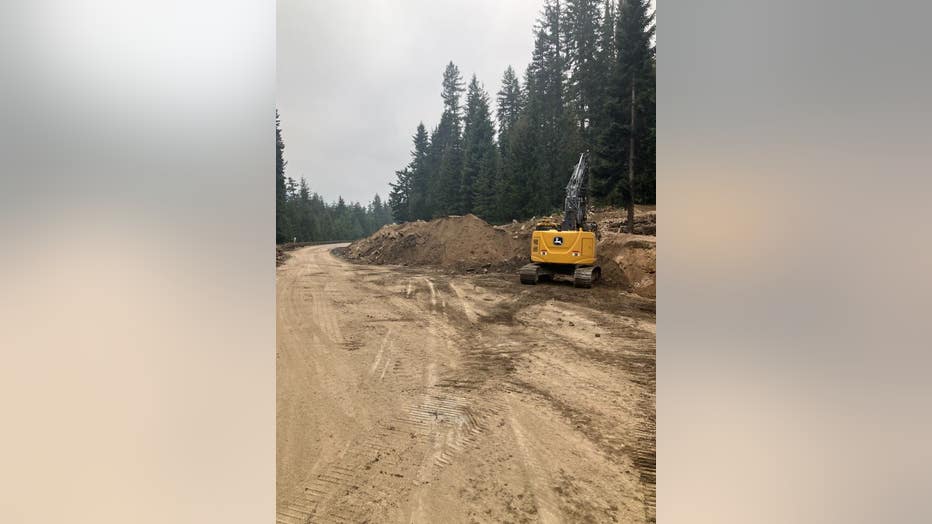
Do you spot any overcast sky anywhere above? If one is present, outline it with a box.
[277,0,543,204]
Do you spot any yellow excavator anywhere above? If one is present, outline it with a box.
[520,152,601,288]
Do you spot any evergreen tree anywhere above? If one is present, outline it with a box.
[388,167,412,222]
[332,196,350,237]
[496,66,524,145]
[523,2,577,214]
[377,0,654,227]
[593,0,654,229]
[500,113,540,218]
[522,31,549,216]
[369,193,393,228]
[461,75,498,218]
[635,58,656,205]
[295,177,313,240]
[407,123,431,220]
[275,157,391,242]
[348,202,366,238]
[424,124,444,217]
[285,177,298,205]
[564,0,603,148]
[494,67,525,223]
[298,176,310,202]
[276,110,291,243]
[434,61,466,215]
[595,0,617,108]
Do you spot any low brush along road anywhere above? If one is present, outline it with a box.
[277,244,656,523]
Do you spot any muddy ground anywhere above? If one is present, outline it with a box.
[278,244,655,523]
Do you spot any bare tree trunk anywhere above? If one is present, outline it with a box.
[626,81,636,234]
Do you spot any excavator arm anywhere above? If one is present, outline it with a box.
[560,152,590,231]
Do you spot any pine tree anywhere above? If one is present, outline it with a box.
[494,67,525,222]
[275,110,291,243]
[522,30,549,216]
[593,0,654,229]
[595,0,617,109]
[282,176,299,242]
[407,123,431,220]
[564,0,603,148]
[425,124,444,216]
[349,202,366,238]
[586,0,615,200]
[369,193,393,228]
[422,63,468,218]
[277,181,391,243]
[380,0,654,226]
[298,177,310,202]
[502,113,537,218]
[296,177,313,240]
[332,196,351,238]
[635,58,655,205]
[434,61,466,215]
[496,66,524,145]
[388,167,412,222]
[522,1,577,215]
[461,75,498,218]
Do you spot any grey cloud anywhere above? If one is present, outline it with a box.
[277,0,542,204]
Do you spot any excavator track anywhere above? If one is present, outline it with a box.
[519,263,540,285]
[573,266,601,288]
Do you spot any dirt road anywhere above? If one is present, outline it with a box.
[277,245,656,523]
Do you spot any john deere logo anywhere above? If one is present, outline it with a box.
[553,236,564,246]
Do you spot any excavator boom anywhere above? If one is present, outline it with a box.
[561,152,590,231]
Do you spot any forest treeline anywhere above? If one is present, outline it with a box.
[276,111,393,243]
[276,0,654,243]
[388,0,655,225]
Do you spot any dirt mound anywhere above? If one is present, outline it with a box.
[345,210,656,298]
[599,213,656,236]
[589,206,656,236]
[597,233,656,298]
[497,206,656,238]
[345,214,527,272]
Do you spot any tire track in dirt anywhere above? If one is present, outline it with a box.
[279,246,656,523]
[279,252,499,523]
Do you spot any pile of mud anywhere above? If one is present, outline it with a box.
[497,205,656,238]
[344,214,527,272]
[589,206,656,236]
[344,211,656,298]
[600,213,656,236]
[597,234,656,298]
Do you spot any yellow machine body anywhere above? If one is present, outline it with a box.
[530,228,597,266]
